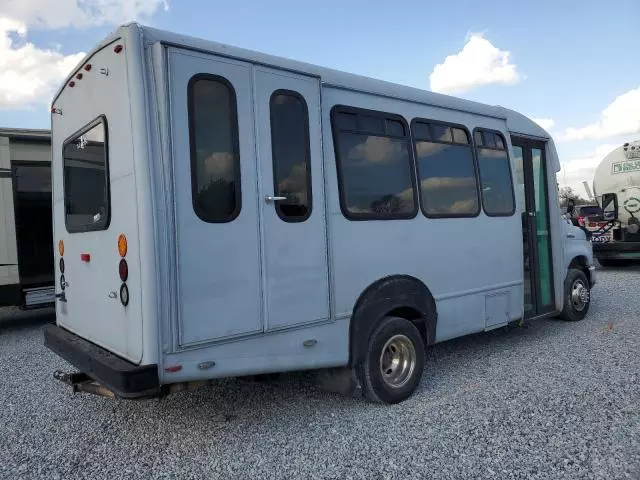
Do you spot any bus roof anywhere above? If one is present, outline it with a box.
[53,22,551,142]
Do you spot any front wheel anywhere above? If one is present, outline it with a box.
[559,268,591,321]
[358,316,425,404]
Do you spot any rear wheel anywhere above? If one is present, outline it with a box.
[559,268,590,321]
[358,316,425,404]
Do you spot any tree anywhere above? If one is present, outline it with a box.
[558,186,589,209]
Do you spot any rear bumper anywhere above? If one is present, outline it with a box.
[592,241,640,259]
[43,324,159,398]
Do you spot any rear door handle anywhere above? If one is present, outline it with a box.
[264,196,287,203]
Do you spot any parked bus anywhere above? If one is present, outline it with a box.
[591,140,640,266]
[44,23,595,404]
[0,128,55,309]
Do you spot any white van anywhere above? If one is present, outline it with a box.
[45,23,595,404]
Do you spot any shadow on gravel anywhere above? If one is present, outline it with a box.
[0,307,55,332]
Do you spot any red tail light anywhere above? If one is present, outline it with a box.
[114,44,123,54]
[119,259,128,282]
[578,216,585,226]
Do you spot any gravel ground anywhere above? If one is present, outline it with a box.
[1,267,639,480]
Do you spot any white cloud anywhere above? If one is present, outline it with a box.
[532,118,555,131]
[0,1,169,109]
[561,87,640,141]
[0,0,169,29]
[348,136,404,164]
[0,20,85,108]
[429,33,522,95]
[558,143,618,194]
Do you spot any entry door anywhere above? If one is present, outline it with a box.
[511,137,554,317]
[169,49,263,345]
[254,67,330,331]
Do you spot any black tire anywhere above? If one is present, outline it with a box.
[357,316,425,404]
[559,268,591,321]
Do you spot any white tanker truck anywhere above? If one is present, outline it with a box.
[591,140,640,266]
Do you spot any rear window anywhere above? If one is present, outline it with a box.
[62,117,110,232]
[579,206,602,216]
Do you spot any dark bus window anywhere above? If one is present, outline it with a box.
[63,117,110,232]
[188,75,241,223]
[412,121,479,217]
[359,115,384,135]
[475,129,515,216]
[270,90,312,222]
[331,107,416,220]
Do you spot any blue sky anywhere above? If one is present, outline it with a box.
[1,0,638,193]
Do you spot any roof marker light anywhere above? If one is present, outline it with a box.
[51,107,62,115]
[84,64,92,71]
[114,44,123,54]
[68,81,75,88]
[76,73,83,80]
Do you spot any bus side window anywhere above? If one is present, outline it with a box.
[188,74,241,223]
[331,106,417,220]
[474,129,515,216]
[411,120,479,218]
[270,90,312,222]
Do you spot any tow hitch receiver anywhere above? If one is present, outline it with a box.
[53,370,116,398]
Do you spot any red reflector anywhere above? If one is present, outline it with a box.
[68,81,75,88]
[165,365,182,373]
[76,73,83,80]
[80,253,90,262]
[119,259,128,282]
[84,64,92,71]
[114,44,123,53]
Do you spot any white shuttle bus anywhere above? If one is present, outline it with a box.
[45,23,595,404]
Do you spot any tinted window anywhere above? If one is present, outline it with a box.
[360,115,384,134]
[63,118,109,232]
[332,108,416,219]
[189,76,241,222]
[270,91,311,221]
[475,129,515,216]
[413,121,479,217]
[386,119,405,137]
[432,124,452,142]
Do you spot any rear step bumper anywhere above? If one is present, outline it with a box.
[43,324,159,399]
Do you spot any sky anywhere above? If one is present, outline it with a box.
[0,0,638,196]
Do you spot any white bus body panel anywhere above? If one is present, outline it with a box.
[52,38,144,363]
[167,48,331,347]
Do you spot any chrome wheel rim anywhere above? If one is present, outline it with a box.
[379,334,416,389]
[571,279,589,312]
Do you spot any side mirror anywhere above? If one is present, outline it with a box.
[601,193,618,221]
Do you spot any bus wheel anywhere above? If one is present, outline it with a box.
[559,268,591,321]
[358,316,425,404]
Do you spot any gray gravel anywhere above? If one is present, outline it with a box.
[1,267,639,480]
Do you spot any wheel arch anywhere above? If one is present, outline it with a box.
[568,255,592,285]
[349,275,437,366]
